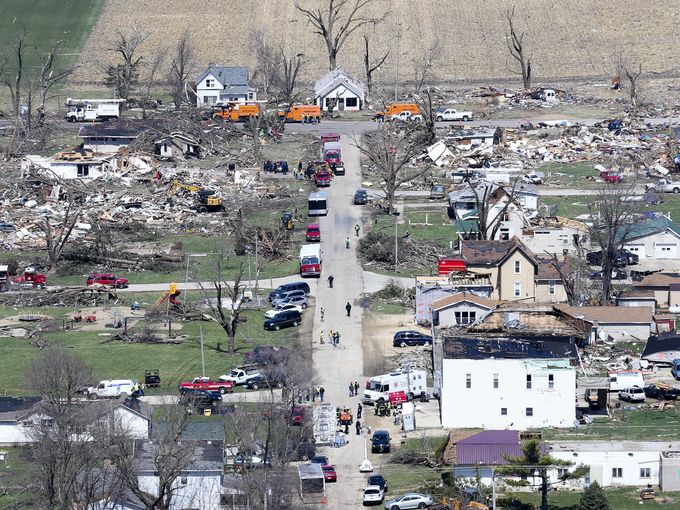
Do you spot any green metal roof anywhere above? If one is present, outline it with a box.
[623,216,680,241]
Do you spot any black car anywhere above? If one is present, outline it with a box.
[264,310,302,331]
[246,373,285,390]
[393,330,433,347]
[588,268,628,281]
[311,455,329,465]
[354,189,369,205]
[179,388,223,404]
[586,249,638,267]
[367,474,388,492]
[644,384,680,400]
[268,281,310,302]
[371,430,391,453]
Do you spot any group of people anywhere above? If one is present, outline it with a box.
[301,385,326,403]
[348,380,360,397]
[262,160,289,173]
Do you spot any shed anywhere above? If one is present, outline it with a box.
[314,67,366,112]
[452,430,524,482]
[642,332,680,364]
[616,289,657,312]
[297,463,325,503]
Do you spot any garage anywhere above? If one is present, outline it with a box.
[654,243,677,259]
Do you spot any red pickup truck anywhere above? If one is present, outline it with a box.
[599,170,623,183]
[87,273,129,288]
[179,377,234,394]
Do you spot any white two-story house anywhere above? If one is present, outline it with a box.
[195,65,256,106]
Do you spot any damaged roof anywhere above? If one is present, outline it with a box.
[622,215,680,242]
[442,336,577,360]
[461,237,537,267]
[78,119,163,139]
[642,331,680,357]
[134,439,223,472]
[535,257,569,280]
[432,292,497,310]
[0,396,42,421]
[635,272,680,288]
[555,304,653,324]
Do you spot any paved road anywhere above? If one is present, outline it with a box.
[139,389,283,406]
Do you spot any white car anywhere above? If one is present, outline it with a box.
[264,303,304,319]
[522,173,543,185]
[619,386,645,403]
[384,493,433,510]
[364,485,385,505]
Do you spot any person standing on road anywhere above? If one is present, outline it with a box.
[328,275,334,288]
[319,386,325,402]
[334,331,340,345]
[328,330,334,344]
[357,402,363,419]
[355,420,362,435]
[319,330,325,344]
[345,237,350,249]
[320,307,325,322]
[355,223,361,237]
[345,302,352,317]
[349,382,354,397]
[354,381,359,396]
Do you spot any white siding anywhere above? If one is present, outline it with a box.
[112,407,149,439]
[550,450,660,488]
[0,423,32,445]
[441,358,576,429]
[138,473,222,510]
[318,84,362,111]
[433,302,491,328]
[593,323,651,342]
[624,230,680,260]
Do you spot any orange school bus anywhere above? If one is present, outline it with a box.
[278,104,321,122]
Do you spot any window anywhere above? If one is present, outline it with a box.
[514,260,521,274]
[612,468,623,478]
[465,373,471,389]
[501,408,507,415]
[525,407,533,417]
[248,92,254,100]
[526,374,532,389]
[181,476,188,485]
[549,281,556,295]
[464,202,475,210]
[500,228,510,241]
[557,468,569,479]
[514,282,521,297]
[455,311,477,324]
[205,78,214,88]
[640,468,651,478]
[77,164,90,177]
[346,97,358,107]
[548,374,554,389]
[493,373,499,389]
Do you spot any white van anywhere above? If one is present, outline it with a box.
[608,371,644,392]
[86,379,135,399]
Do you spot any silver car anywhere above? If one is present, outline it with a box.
[384,493,433,510]
[272,294,308,309]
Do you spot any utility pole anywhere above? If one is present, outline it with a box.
[200,326,206,377]
[394,213,399,272]
[394,7,401,101]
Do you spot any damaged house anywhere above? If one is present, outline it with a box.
[415,273,493,325]
[155,132,201,159]
[78,119,162,154]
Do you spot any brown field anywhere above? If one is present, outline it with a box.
[72,0,680,93]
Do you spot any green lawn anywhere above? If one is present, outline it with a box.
[0,0,104,70]
[539,162,602,189]
[541,196,597,219]
[506,487,676,509]
[370,301,407,314]
[0,307,301,395]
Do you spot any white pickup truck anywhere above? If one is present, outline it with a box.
[391,111,423,122]
[646,179,680,194]
[435,108,473,122]
[219,367,261,386]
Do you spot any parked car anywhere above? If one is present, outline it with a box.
[364,485,386,505]
[618,386,646,402]
[354,189,369,205]
[264,310,302,331]
[644,384,680,400]
[368,474,388,493]
[246,373,285,390]
[306,224,321,242]
[599,169,623,183]
[671,359,680,380]
[429,184,446,199]
[586,249,638,266]
[371,430,391,454]
[268,281,310,302]
[270,288,307,303]
[322,465,337,482]
[522,173,543,185]
[264,303,304,319]
[588,268,628,281]
[434,108,473,122]
[393,331,433,347]
[271,294,309,309]
[179,387,223,404]
[86,273,129,288]
[383,493,433,510]
[311,455,329,465]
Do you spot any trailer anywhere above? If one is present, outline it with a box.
[313,403,337,446]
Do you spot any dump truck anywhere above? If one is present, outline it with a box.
[213,102,260,121]
[373,102,420,121]
[278,104,321,122]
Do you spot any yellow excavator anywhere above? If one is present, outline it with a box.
[168,179,224,213]
[440,498,489,510]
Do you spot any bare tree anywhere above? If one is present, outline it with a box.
[112,406,195,510]
[26,346,95,404]
[3,31,25,118]
[34,41,76,126]
[413,38,442,94]
[547,253,579,306]
[200,263,248,354]
[106,30,148,100]
[277,47,304,103]
[625,63,642,109]
[587,182,637,305]
[140,46,166,118]
[168,29,196,108]
[37,197,83,273]
[250,28,281,97]
[415,87,437,145]
[295,0,388,70]
[468,179,520,241]
[363,33,388,95]
[356,124,430,214]
[505,6,532,89]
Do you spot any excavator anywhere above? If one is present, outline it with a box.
[168,179,224,213]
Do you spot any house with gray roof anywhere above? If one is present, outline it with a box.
[314,67,366,112]
[195,65,256,106]
[622,214,680,260]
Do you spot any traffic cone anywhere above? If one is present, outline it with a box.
[321,494,327,505]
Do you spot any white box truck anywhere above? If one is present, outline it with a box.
[608,370,644,391]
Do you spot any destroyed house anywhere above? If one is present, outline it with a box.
[642,331,680,364]
[445,127,500,146]
[415,274,493,325]
[22,149,106,180]
[195,65,256,106]
[78,120,162,154]
[438,336,577,430]
[520,216,589,255]
[155,132,200,159]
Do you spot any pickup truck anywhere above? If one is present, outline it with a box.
[87,273,129,288]
[599,170,623,183]
[391,111,423,122]
[646,179,680,194]
[219,368,261,386]
[179,376,234,394]
[435,108,473,122]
